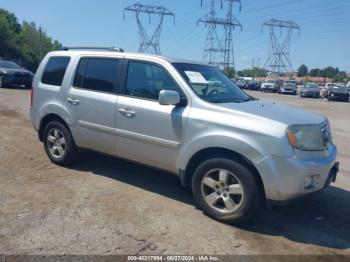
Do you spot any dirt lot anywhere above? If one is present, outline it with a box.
[0,87,349,256]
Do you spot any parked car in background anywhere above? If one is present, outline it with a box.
[260,80,278,92]
[300,83,320,98]
[284,80,297,86]
[246,80,260,91]
[326,85,350,102]
[0,60,33,88]
[279,83,297,95]
[323,83,336,98]
[236,79,247,89]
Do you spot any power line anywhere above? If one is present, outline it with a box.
[198,0,242,69]
[262,19,300,77]
[123,2,175,55]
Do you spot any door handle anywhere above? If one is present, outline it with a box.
[118,108,136,118]
[67,98,80,105]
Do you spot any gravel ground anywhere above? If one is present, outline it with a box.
[0,87,349,256]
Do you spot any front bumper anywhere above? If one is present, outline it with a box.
[2,74,32,86]
[329,93,349,101]
[261,86,277,92]
[255,144,338,202]
[301,91,319,97]
[280,89,296,94]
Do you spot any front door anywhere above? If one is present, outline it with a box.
[116,60,189,172]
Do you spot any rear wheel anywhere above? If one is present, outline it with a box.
[192,158,261,224]
[43,121,79,166]
[0,75,3,88]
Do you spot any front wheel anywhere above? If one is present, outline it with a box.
[192,158,261,224]
[43,121,79,166]
[0,75,4,88]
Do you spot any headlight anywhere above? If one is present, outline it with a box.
[287,125,325,151]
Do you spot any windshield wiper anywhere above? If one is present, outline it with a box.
[242,97,258,102]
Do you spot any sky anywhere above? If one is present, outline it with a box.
[1,0,350,72]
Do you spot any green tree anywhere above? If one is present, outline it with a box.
[309,68,321,77]
[222,67,236,78]
[0,8,62,71]
[321,66,338,78]
[0,9,22,59]
[297,64,308,77]
[334,71,347,82]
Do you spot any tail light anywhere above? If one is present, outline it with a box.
[30,86,34,107]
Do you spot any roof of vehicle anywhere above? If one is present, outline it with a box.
[49,48,203,65]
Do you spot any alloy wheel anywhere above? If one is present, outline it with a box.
[201,169,244,214]
[47,128,66,158]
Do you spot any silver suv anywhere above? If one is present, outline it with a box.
[30,48,339,223]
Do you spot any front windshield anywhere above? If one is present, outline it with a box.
[173,63,250,103]
[0,61,21,69]
[305,84,318,89]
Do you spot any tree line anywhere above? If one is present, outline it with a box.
[297,64,348,82]
[222,67,268,78]
[0,9,61,72]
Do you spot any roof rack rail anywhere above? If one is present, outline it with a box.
[59,47,124,52]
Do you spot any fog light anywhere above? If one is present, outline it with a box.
[304,176,312,188]
[304,175,320,189]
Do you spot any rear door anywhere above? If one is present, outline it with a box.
[115,60,189,172]
[66,57,122,155]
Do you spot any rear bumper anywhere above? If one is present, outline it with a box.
[255,144,338,202]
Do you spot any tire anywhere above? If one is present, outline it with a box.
[192,158,261,224]
[43,121,79,166]
[0,75,3,88]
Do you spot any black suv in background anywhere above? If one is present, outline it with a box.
[0,60,34,88]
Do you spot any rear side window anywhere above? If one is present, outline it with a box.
[73,58,120,93]
[41,57,71,86]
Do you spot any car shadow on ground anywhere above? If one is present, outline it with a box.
[73,151,350,250]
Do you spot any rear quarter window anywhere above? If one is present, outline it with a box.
[41,57,71,86]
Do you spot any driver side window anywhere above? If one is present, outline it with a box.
[126,61,180,100]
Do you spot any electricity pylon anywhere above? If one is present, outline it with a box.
[124,2,175,55]
[198,0,242,69]
[262,19,300,77]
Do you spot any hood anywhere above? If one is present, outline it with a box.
[262,83,275,87]
[302,87,319,92]
[281,86,296,90]
[0,68,33,75]
[216,99,325,126]
[330,87,348,94]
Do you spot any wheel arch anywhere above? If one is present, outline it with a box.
[38,113,71,141]
[181,147,266,200]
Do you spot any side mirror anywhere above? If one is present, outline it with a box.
[159,90,181,105]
